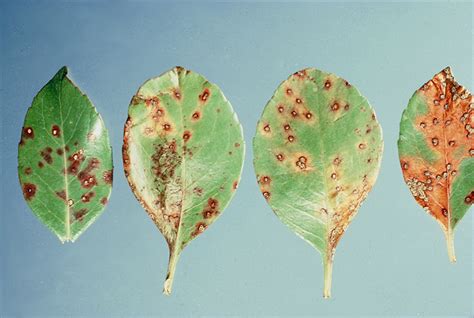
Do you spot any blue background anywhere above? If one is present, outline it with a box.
[1,1,472,316]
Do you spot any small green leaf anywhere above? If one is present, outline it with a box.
[122,66,244,295]
[398,67,473,262]
[253,68,383,298]
[18,67,113,243]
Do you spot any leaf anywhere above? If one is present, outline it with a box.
[253,68,383,298]
[122,66,244,295]
[398,67,473,262]
[18,67,113,243]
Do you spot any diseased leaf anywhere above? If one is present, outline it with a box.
[253,68,383,298]
[122,66,244,295]
[398,67,473,262]
[18,67,113,243]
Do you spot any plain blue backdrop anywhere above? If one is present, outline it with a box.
[1,1,473,317]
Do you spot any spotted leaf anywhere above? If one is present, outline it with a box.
[18,67,113,243]
[398,67,473,262]
[253,68,383,298]
[122,66,244,295]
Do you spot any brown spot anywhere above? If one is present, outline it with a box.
[262,191,271,200]
[401,161,409,170]
[234,142,240,148]
[151,140,182,183]
[67,150,84,175]
[100,197,108,205]
[324,80,331,90]
[173,89,181,100]
[193,187,203,196]
[286,88,293,96]
[191,222,207,237]
[441,208,448,217]
[284,124,291,131]
[358,143,366,150]
[432,118,439,125]
[81,191,95,203]
[344,104,350,111]
[276,153,285,161]
[24,167,32,175]
[192,111,201,120]
[103,170,113,185]
[464,191,474,205]
[432,137,439,146]
[333,157,342,165]
[233,181,238,190]
[163,123,171,131]
[296,156,307,170]
[23,127,34,139]
[260,176,271,184]
[295,98,302,104]
[199,88,210,102]
[22,183,36,200]
[55,190,67,202]
[305,112,312,119]
[263,124,271,132]
[56,148,64,156]
[51,125,61,137]
[277,105,284,113]
[420,122,427,129]
[448,140,456,147]
[78,158,100,189]
[74,208,88,221]
[291,110,298,117]
[183,131,191,142]
[331,173,337,179]
[144,96,159,107]
[345,80,351,87]
[288,135,295,142]
[40,147,53,165]
[366,128,372,134]
[208,198,219,209]
[38,161,44,168]
[331,103,339,111]
[202,198,220,219]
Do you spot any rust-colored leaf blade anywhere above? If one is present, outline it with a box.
[398,67,474,262]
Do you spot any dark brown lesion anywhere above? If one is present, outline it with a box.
[40,147,53,165]
[55,190,67,202]
[80,191,95,203]
[23,183,37,200]
[182,131,191,142]
[74,208,88,222]
[199,88,210,102]
[51,125,61,137]
[465,191,474,205]
[78,158,100,189]
[22,127,34,141]
[67,150,85,175]
[202,198,220,219]
[191,222,207,237]
[103,170,113,185]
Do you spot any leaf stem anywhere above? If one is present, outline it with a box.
[445,229,456,263]
[163,250,180,295]
[323,257,333,299]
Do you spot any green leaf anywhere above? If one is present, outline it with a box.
[18,67,113,243]
[122,66,244,295]
[253,68,383,298]
[398,67,473,262]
